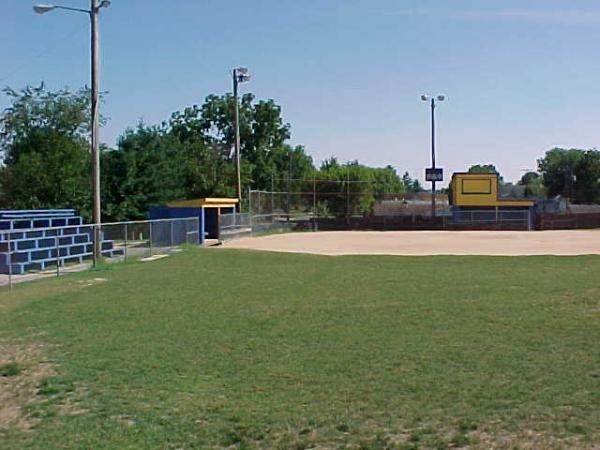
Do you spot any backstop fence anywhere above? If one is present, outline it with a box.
[246,178,449,232]
[217,178,535,239]
[1,217,199,289]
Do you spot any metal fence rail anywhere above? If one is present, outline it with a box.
[219,213,251,241]
[1,217,199,289]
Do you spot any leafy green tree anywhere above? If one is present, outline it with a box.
[468,164,498,174]
[170,93,297,192]
[468,163,504,184]
[538,148,600,203]
[372,165,405,197]
[0,85,93,219]
[102,124,188,220]
[102,93,309,219]
[316,159,404,217]
[518,171,546,198]
[402,171,424,193]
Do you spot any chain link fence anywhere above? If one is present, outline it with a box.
[238,180,535,235]
[1,217,199,289]
[218,213,251,241]
[243,179,450,235]
[447,209,532,230]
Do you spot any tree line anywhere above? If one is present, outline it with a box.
[0,85,423,221]
[1,85,599,221]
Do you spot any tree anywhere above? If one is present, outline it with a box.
[402,171,424,193]
[0,85,93,219]
[518,171,545,198]
[468,164,503,184]
[468,164,498,174]
[102,123,188,220]
[167,93,303,195]
[538,148,600,203]
[102,93,309,219]
[315,160,404,217]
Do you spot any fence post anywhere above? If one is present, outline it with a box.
[196,218,200,245]
[271,174,274,216]
[92,225,97,268]
[55,235,60,277]
[124,223,128,261]
[313,174,317,232]
[149,222,153,256]
[170,220,174,250]
[7,232,13,290]
[258,190,261,220]
[248,188,253,236]
[346,168,350,225]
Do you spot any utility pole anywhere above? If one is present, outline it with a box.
[90,0,101,262]
[34,0,111,265]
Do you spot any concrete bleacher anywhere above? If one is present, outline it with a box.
[0,209,122,275]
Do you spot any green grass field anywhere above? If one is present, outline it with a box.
[1,248,599,449]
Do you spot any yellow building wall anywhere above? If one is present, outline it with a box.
[452,173,534,208]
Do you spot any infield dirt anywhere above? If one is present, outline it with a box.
[222,230,600,256]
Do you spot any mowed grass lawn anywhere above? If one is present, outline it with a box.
[0,248,599,449]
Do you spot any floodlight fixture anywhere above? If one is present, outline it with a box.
[437,95,445,101]
[421,95,428,101]
[234,67,251,83]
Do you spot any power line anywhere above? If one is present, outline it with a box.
[0,24,88,85]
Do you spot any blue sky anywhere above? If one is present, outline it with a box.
[2,0,600,184]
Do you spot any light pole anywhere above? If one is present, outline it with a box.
[421,94,445,218]
[232,67,251,205]
[34,1,110,264]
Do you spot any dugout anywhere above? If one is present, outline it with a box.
[149,198,238,243]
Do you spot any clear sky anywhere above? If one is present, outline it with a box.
[2,0,600,184]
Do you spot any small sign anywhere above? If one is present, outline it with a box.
[425,168,443,182]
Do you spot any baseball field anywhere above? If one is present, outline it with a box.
[1,232,599,449]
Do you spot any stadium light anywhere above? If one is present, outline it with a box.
[233,67,251,205]
[421,94,446,218]
[34,0,110,265]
